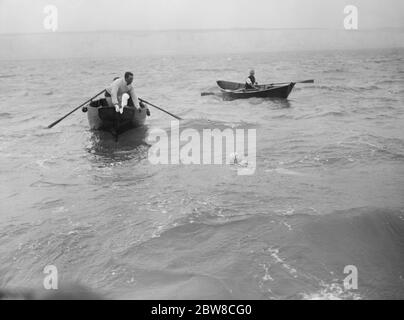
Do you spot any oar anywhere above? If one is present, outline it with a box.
[48,89,106,128]
[139,98,182,120]
[270,79,314,85]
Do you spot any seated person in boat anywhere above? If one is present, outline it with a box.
[105,72,142,112]
[245,69,258,89]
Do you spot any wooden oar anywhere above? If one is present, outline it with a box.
[48,89,106,128]
[139,98,182,120]
[269,79,314,85]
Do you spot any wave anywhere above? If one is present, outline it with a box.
[0,75,17,80]
[0,112,12,119]
[307,84,381,93]
[322,68,345,74]
[301,110,347,119]
[286,134,404,168]
[301,281,361,300]
[265,168,307,176]
[193,68,235,72]
[113,207,404,299]
[375,79,404,86]
[159,117,258,132]
[3,206,402,299]
[30,180,80,188]
[353,135,404,161]
[372,58,402,64]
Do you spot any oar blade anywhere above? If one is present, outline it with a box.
[48,120,60,129]
[297,79,314,84]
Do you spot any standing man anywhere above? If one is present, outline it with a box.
[105,72,141,112]
[245,69,258,89]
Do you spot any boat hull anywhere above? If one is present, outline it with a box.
[87,104,147,135]
[217,80,295,100]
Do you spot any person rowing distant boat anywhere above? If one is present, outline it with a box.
[105,71,142,113]
[245,69,258,89]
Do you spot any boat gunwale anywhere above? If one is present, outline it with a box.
[216,80,294,94]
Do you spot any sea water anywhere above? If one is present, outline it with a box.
[0,30,403,299]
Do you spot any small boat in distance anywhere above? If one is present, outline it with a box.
[216,80,295,100]
[83,98,147,138]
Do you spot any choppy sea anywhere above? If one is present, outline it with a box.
[0,31,404,299]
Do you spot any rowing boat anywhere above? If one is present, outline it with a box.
[216,80,295,100]
[83,98,147,136]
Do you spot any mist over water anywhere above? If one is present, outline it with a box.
[0,29,403,59]
[0,29,404,299]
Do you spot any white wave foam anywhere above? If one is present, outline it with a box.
[302,281,362,300]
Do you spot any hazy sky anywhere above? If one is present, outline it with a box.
[1,0,404,33]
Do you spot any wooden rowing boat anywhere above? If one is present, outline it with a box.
[217,80,295,100]
[84,98,147,136]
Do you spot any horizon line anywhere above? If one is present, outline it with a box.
[1,26,404,36]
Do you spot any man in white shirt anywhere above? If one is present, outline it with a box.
[105,72,141,112]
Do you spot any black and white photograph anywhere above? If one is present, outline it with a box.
[0,0,403,305]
